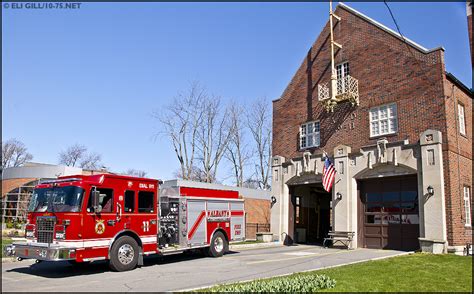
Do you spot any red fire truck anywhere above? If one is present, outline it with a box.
[5,174,245,271]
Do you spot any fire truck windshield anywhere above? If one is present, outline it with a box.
[28,186,85,213]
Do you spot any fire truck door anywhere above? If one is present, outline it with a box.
[136,190,158,247]
[83,187,121,252]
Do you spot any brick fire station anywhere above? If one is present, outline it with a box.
[270,3,472,254]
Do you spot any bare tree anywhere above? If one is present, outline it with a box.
[225,102,250,187]
[1,139,33,170]
[172,165,208,182]
[155,82,233,183]
[154,82,206,181]
[247,98,272,190]
[58,144,86,167]
[59,144,103,169]
[124,169,147,177]
[196,96,233,183]
[242,177,260,189]
[80,152,103,170]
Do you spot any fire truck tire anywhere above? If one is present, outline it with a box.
[109,236,139,272]
[208,231,227,257]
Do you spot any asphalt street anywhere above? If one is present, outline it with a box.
[2,245,407,292]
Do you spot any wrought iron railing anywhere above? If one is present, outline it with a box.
[245,223,270,240]
[318,75,359,112]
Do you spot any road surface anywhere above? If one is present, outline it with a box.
[2,245,407,292]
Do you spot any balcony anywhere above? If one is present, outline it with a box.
[318,75,359,112]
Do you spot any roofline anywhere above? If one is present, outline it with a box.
[338,2,444,54]
[59,173,158,182]
[162,179,271,200]
[446,72,473,97]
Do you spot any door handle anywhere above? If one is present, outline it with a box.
[116,203,122,222]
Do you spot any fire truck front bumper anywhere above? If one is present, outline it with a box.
[4,242,76,261]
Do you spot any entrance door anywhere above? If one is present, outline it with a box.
[360,176,419,251]
[293,187,331,244]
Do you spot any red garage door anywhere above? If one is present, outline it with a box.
[359,176,420,251]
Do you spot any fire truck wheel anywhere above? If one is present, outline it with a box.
[208,231,227,257]
[109,236,139,272]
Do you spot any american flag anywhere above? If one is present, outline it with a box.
[322,156,336,192]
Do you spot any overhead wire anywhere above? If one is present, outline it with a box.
[384,0,466,228]
[382,0,445,98]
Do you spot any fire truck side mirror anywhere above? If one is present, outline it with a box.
[91,187,102,213]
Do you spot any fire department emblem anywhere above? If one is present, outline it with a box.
[95,219,105,235]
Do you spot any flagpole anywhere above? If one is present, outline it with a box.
[329,0,337,107]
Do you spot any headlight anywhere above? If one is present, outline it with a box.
[5,245,14,256]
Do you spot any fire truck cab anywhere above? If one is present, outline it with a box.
[5,174,245,271]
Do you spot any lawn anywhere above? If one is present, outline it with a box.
[1,238,13,258]
[202,253,472,292]
[318,253,472,292]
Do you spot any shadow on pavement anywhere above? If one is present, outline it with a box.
[6,250,212,279]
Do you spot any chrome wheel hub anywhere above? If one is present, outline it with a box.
[214,237,224,253]
[118,244,134,265]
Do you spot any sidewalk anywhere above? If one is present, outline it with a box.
[229,241,282,251]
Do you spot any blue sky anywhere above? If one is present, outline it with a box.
[2,2,471,182]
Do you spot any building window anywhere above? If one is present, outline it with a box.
[336,62,350,80]
[336,62,350,94]
[300,121,320,149]
[464,186,471,227]
[369,103,398,137]
[458,104,466,136]
[295,196,301,224]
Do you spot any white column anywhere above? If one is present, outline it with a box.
[418,130,447,253]
[270,156,285,242]
[332,145,354,247]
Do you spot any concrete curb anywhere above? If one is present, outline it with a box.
[180,250,414,292]
[229,242,282,251]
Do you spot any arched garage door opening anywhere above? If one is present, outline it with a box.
[358,175,420,251]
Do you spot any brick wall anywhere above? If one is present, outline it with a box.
[244,198,271,224]
[443,77,473,246]
[244,198,271,239]
[1,178,37,197]
[273,5,446,160]
[272,4,473,246]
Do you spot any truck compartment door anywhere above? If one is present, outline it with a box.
[187,200,206,245]
[230,202,245,241]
